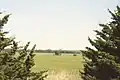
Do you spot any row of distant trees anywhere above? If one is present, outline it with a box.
[4,48,81,54]
[34,49,81,54]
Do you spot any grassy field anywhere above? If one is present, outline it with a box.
[32,53,84,80]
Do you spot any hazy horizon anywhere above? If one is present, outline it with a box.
[0,0,120,50]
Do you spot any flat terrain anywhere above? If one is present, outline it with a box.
[32,53,84,80]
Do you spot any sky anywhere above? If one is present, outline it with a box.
[0,0,120,50]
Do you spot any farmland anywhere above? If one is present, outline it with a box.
[32,53,84,80]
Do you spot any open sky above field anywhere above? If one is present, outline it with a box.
[0,0,120,50]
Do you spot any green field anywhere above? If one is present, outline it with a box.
[32,53,84,80]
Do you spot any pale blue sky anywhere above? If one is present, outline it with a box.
[0,0,119,50]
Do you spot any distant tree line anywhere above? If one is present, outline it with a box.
[34,49,81,54]
[3,49,81,54]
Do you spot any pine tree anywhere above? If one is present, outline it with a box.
[81,6,120,80]
[0,12,47,80]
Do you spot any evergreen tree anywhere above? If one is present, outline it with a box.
[81,6,120,80]
[0,12,47,80]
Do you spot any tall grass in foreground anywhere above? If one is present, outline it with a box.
[45,70,82,80]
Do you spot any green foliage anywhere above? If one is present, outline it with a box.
[73,53,77,56]
[54,50,61,56]
[0,12,47,80]
[81,6,120,80]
